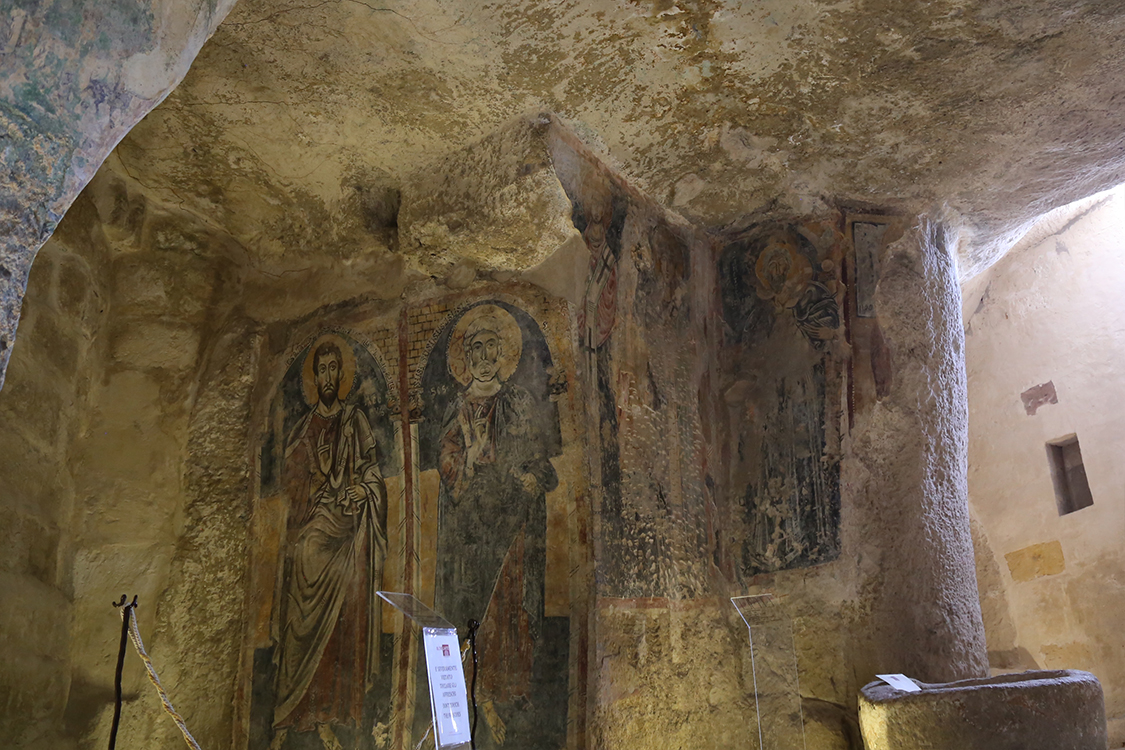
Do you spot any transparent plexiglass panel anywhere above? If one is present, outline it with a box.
[376,592,470,750]
[732,594,807,750]
[377,590,457,630]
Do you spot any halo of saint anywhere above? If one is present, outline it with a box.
[446,304,523,386]
[301,332,357,405]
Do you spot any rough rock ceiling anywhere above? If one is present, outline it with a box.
[108,0,1125,275]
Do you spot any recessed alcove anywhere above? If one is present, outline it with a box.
[1046,435,1094,516]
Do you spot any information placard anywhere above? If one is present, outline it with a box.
[423,629,472,747]
[876,673,921,692]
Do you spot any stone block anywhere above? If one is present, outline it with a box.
[69,543,173,693]
[1042,642,1094,670]
[0,648,71,746]
[1005,541,1065,582]
[0,509,60,586]
[24,250,56,314]
[111,320,200,371]
[858,670,1106,750]
[803,698,861,750]
[71,370,187,493]
[112,257,169,314]
[795,615,849,705]
[90,172,147,243]
[167,258,218,321]
[147,213,208,255]
[399,113,578,273]
[30,309,81,380]
[0,428,65,522]
[56,254,94,323]
[0,572,71,660]
[0,354,66,448]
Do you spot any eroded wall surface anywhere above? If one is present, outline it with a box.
[56,181,250,750]
[549,125,984,749]
[964,187,1125,743]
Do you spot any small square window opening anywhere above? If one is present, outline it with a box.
[1046,434,1094,516]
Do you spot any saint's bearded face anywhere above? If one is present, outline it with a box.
[315,351,342,406]
[466,330,501,383]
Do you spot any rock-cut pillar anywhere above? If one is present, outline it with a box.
[852,219,989,683]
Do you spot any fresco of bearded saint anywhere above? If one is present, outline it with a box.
[435,304,558,747]
[272,335,387,745]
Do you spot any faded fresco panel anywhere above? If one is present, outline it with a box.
[417,296,570,750]
[718,222,845,578]
[561,163,712,600]
[249,329,401,750]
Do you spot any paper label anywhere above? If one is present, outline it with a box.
[423,630,472,747]
[876,673,921,692]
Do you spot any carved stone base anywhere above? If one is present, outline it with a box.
[859,670,1106,750]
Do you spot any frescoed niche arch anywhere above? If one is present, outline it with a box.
[415,298,567,750]
[250,328,401,750]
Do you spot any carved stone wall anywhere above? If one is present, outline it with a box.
[0,196,108,750]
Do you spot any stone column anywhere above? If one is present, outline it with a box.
[851,219,989,683]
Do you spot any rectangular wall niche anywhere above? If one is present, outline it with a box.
[1046,434,1094,515]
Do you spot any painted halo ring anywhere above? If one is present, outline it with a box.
[447,304,523,387]
[301,332,358,406]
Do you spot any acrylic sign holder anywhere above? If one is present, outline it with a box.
[377,592,472,750]
[731,594,808,750]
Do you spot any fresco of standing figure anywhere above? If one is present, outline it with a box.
[435,304,559,747]
[273,335,388,745]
